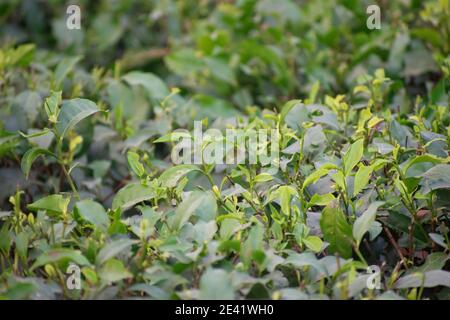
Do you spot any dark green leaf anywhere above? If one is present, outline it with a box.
[56,99,100,138]
[112,183,155,211]
[320,201,353,258]
[75,199,110,230]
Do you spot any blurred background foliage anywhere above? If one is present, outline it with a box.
[1,0,448,107]
[0,0,449,300]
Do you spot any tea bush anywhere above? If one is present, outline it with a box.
[0,0,449,300]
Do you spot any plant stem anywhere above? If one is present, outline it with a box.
[384,226,409,270]
[56,135,79,199]
[61,164,79,199]
[353,244,368,266]
[202,166,215,187]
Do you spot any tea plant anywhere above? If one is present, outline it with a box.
[0,0,449,300]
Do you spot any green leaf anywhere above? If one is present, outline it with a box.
[127,151,145,178]
[429,233,447,249]
[88,160,111,179]
[302,167,330,191]
[21,147,55,179]
[171,191,217,230]
[254,173,273,183]
[56,99,100,138]
[31,249,90,270]
[279,186,296,216]
[293,223,309,245]
[20,128,52,139]
[75,199,110,230]
[7,43,35,67]
[204,57,236,85]
[122,71,169,100]
[44,91,62,121]
[0,229,11,254]
[159,164,199,188]
[99,259,132,283]
[395,270,450,288]
[284,252,327,275]
[420,164,450,194]
[108,212,128,236]
[219,218,243,240]
[154,131,191,143]
[2,281,36,300]
[402,154,449,175]
[343,139,364,176]
[112,183,155,211]
[280,100,302,124]
[12,91,42,127]
[193,220,218,244]
[303,235,323,253]
[241,223,264,268]
[410,28,442,48]
[165,48,205,77]
[97,238,137,265]
[320,201,353,258]
[394,176,410,201]
[128,284,169,300]
[27,194,70,216]
[308,193,335,207]
[81,267,98,285]
[352,201,384,246]
[192,191,218,222]
[353,165,373,196]
[199,268,234,300]
[386,211,428,246]
[183,94,239,120]
[54,56,81,88]
[411,252,449,274]
[331,170,346,191]
[271,185,297,216]
[15,232,29,259]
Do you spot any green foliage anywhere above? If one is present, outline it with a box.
[320,202,353,259]
[0,0,449,301]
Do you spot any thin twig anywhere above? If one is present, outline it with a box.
[384,226,409,270]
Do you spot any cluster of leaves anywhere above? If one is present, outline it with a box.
[0,0,449,300]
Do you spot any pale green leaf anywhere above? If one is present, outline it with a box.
[254,173,273,183]
[27,194,70,216]
[127,151,145,178]
[353,201,384,246]
[21,147,55,179]
[100,259,132,283]
[56,99,100,138]
[159,164,199,188]
[303,235,323,253]
[411,252,449,274]
[420,164,450,194]
[54,56,81,88]
[97,238,137,265]
[395,270,450,288]
[122,71,169,100]
[353,165,373,196]
[112,183,155,211]
[31,249,90,270]
[343,139,364,176]
[171,191,217,230]
[199,269,234,300]
[75,199,110,230]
